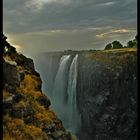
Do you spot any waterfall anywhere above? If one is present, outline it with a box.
[52,55,71,100]
[51,54,81,136]
[51,55,71,128]
[67,54,81,134]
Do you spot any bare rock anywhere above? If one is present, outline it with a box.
[3,59,20,85]
[37,95,51,108]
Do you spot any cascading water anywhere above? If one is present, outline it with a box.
[52,55,71,100]
[67,54,81,134]
[51,54,81,136]
[51,55,71,129]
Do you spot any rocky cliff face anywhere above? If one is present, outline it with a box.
[35,48,137,140]
[3,40,75,140]
[77,49,137,140]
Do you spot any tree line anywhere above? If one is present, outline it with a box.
[104,35,137,50]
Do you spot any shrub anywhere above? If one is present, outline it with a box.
[112,41,123,49]
[104,43,112,50]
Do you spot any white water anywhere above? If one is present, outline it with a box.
[51,54,81,135]
[52,55,70,101]
[67,54,81,134]
[51,55,71,129]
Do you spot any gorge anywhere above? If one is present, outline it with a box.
[34,48,137,140]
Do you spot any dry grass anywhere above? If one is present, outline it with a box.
[3,115,45,140]
[103,48,137,52]
[87,48,137,66]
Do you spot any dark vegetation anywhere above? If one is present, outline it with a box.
[104,35,137,50]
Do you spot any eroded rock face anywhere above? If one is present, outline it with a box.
[77,51,137,140]
[3,59,20,85]
[3,72,73,140]
[3,42,73,140]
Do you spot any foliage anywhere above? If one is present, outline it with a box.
[3,116,44,140]
[104,41,123,50]
[24,125,42,139]
[104,35,137,50]
[127,36,137,48]
[112,41,123,49]
[104,43,112,50]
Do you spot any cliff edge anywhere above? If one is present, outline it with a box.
[2,35,74,140]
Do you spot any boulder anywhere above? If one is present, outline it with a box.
[52,130,65,139]
[3,59,20,85]
[37,96,51,108]
[24,58,34,70]
[42,122,55,132]
[5,84,16,94]
[3,92,24,102]
[23,105,35,117]
[24,116,35,125]
[52,130,71,140]
[13,93,25,103]
[19,70,25,81]
[3,97,13,110]
[10,109,22,118]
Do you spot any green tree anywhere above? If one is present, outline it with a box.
[127,39,137,48]
[112,41,123,49]
[133,35,137,48]
[127,35,137,48]
[104,43,112,50]
[127,40,134,48]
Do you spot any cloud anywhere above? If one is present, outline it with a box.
[3,0,137,54]
[96,28,136,39]
[20,26,114,37]
[25,0,72,10]
[104,1,117,6]
[4,0,137,34]
[95,1,117,7]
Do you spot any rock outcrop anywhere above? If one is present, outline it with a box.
[3,37,74,140]
[3,59,20,85]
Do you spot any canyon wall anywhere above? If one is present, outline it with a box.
[77,49,137,140]
[3,43,74,140]
[35,48,137,140]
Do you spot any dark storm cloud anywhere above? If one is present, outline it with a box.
[3,0,137,54]
[4,0,137,33]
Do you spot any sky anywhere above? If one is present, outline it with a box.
[3,0,137,56]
